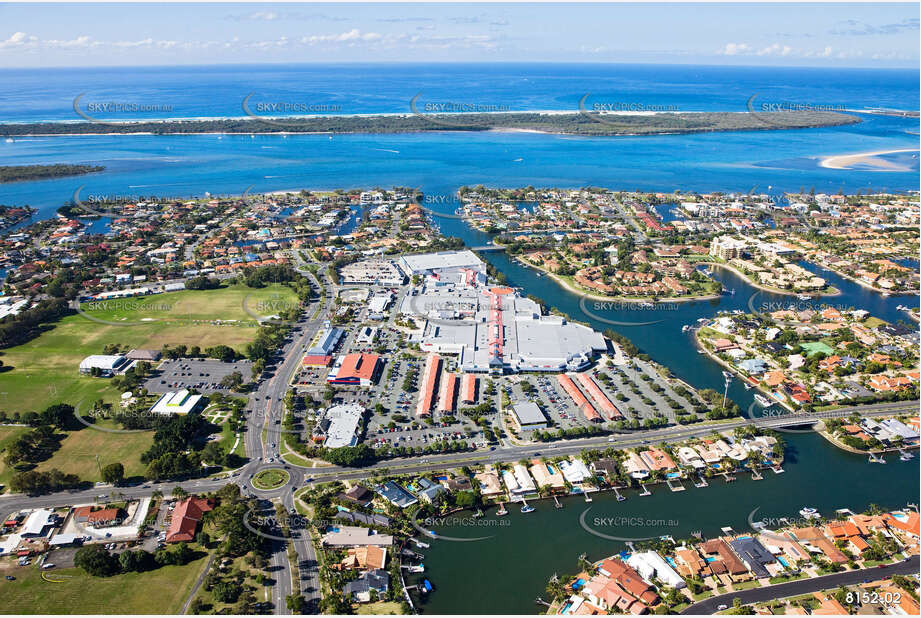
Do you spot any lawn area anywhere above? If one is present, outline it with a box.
[0,284,297,414]
[252,469,289,490]
[0,556,209,614]
[732,580,763,591]
[355,601,404,614]
[0,425,30,491]
[34,425,155,483]
[862,316,887,329]
[800,341,835,357]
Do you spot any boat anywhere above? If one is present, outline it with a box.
[472,509,484,518]
[521,504,535,513]
[4,137,13,143]
[744,382,753,390]
[682,325,690,332]
[722,370,734,380]
[799,507,820,520]
[754,394,771,407]
[407,565,425,573]
[495,505,508,516]
[422,579,433,594]
[798,294,811,301]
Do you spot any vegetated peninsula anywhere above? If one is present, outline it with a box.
[0,163,105,183]
[0,110,860,137]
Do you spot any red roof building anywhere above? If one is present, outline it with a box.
[416,354,442,418]
[461,374,477,404]
[327,353,381,386]
[166,497,214,543]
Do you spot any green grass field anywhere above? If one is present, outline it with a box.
[34,425,156,483]
[0,557,209,614]
[252,469,289,490]
[0,284,297,414]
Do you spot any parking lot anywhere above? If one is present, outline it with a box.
[144,358,254,394]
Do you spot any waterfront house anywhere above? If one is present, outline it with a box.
[639,448,677,472]
[757,531,810,563]
[699,539,750,580]
[673,547,708,579]
[596,558,660,608]
[787,527,848,564]
[626,551,685,589]
[513,464,537,494]
[559,458,593,484]
[474,468,504,498]
[675,447,706,469]
[825,522,870,554]
[591,457,620,478]
[334,510,391,528]
[622,452,651,479]
[415,478,446,504]
[713,439,748,462]
[529,460,566,490]
[334,545,387,571]
[694,443,722,465]
[322,526,393,548]
[343,569,390,603]
[376,481,418,509]
[728,536,776,579]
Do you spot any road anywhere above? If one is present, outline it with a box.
[681,555,920,614]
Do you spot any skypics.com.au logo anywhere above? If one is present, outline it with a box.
[241,92,342,128]
[409,92,512,129]
[577,93,679,129]
[579,506,680,542]
[578,292,680,327]
[73,93,173,125]
[746,92,847,128]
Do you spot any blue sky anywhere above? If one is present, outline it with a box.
[0,3,918,68]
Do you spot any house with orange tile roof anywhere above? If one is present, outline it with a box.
[639,448,676,472]
[868,374,912,391]
[787,527,848,563]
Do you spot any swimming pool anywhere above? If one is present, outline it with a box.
[666,472,681,479]
[778,556,790,568]
[572,578,585,590]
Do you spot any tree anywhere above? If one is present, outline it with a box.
[200,441,226,466]
[172,485,189,499]
[40,403,76,429]
[101,462,125,486]
[213,580,242,603]
[286,594,307,613]
[75,544,120,577]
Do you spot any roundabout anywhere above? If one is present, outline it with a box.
[251,467,290,491]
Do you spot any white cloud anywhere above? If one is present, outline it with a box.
[0,31,36,49]
[757,43,793,57]
[720,43,750,56]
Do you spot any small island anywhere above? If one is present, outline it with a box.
[0,110,860,137]
[0,163,105,183]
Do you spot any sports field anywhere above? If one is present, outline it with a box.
[0,284,297,414]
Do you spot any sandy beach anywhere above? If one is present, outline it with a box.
[819,148,918,170]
